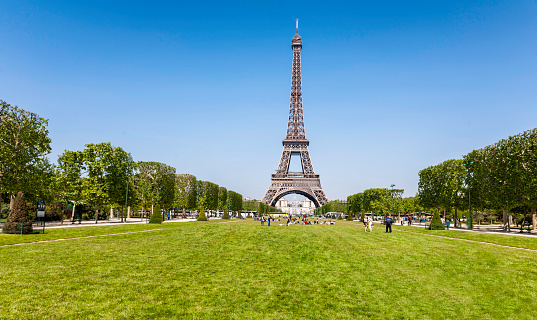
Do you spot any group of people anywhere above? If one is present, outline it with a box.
[257,216,336,227]
[363,215,394,233]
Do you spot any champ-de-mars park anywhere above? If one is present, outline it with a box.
[1,2,537,320]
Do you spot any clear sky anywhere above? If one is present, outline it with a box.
[1,1,536,201]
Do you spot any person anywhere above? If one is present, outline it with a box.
[286,218,290,226]
[261,217,264,226]
[385,215,393,233]
[366,216,373,232]
[363,216,367,229]
[268,217,271,227]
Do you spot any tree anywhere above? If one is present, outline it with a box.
[429,211,445,230]
[56,150,85,223]
[149,204,162,224]
[82,143,133,223]
[2,191,33,234]
[418,160,465,226]
[197,207,207,221]
[137,161,176,218]
[229,191,243,218]
[0,100,51,210]
[218,186,227,216]
[174,174,197,217]
[347,193,362,220]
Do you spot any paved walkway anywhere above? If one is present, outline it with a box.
[0,217,200,230]
[396,221,537,238]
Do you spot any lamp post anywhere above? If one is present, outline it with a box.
[123,159,134,223]
[462,161,474,229]
[390,184,395,219]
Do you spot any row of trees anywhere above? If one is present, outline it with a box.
[242,199,282,215]
[1,100,257,229]
[314,200,347,216]
[346,188,417,220]
[418,128,537,230]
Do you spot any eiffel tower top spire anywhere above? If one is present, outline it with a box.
[286,19,306,141]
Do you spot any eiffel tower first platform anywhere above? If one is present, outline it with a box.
[262,20,328,208]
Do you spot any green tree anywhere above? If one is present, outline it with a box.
[137,161,176,217]
[149,204,162,224]
[56,150,85,223]
[218,186,227,216]
[229,191,243,218]
[0,100,52,210]
[81,142,133,223]
[174,174,197,217]
[197,207,207,221]
[429,210,445,230]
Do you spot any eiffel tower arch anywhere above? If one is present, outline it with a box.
[262,20,328,208]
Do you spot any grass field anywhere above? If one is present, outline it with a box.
[1,219,536,319]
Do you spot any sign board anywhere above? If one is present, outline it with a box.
[37,201,45,217]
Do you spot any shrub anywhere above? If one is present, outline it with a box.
[222,210,230,220]
[2,192,33,234]
[346,213,353,221]
[337,214,343,220]
[430,211,445,230]
[1,204,9,219]
[149,204,162,224]
[197,207,207,221]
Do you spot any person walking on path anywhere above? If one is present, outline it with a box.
[366,216,373,232]
[385,215,393,233]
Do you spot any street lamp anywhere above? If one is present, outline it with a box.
[462,161,474,229]
[390,184,395,219]
[123,159,134,223]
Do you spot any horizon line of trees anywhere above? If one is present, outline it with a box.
[1,99,274,225]
[418,127,537,231]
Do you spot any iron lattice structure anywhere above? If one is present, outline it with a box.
[262,21,329,208]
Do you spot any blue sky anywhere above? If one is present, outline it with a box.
[1,1,536,201]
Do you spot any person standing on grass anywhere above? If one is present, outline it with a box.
[385,215,393,233]
[366,216,373,232]
[268,217,271,227]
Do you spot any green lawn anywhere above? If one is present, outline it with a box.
[1,219,536,319]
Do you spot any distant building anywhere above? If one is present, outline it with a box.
[275,197,315,215]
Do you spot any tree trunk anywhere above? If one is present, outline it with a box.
[502,208,509,231]
[110,206,114,219]
[127,206,131,219]
[454,208,458,228]
[182,206,186,219]
[531,207,537,231]
[95,201,100,224]
[71,203,77,222]
[9,193,16,211]
[60,207,64,225]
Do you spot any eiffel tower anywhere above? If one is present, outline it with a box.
[262,20,328,208]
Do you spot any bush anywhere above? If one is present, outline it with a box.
[197,207,207,221]
[149,204,162,224]
[222,210,230,220]
[430,211,445,230]
[1,204,9,219]
[2,192,33,234]
[337,214,343,220]
[346,213,353,221]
